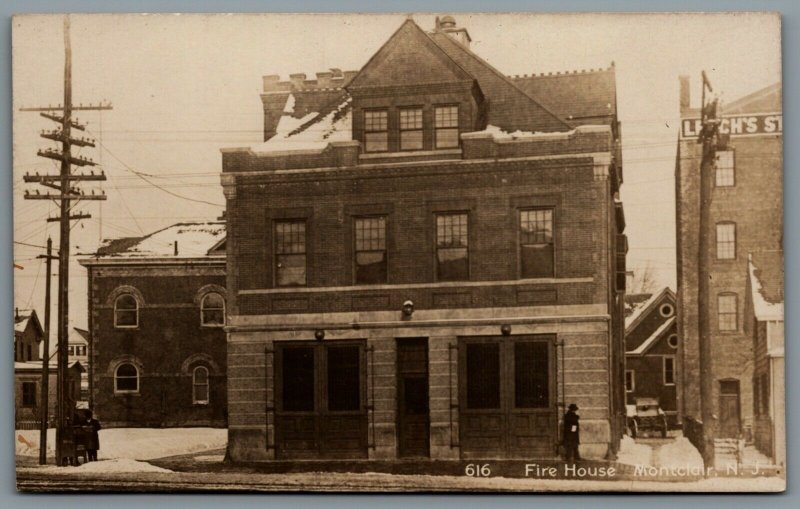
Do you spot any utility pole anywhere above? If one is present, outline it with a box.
[36,237,57,465]
[21,15,110,466]
[697,70,720,469]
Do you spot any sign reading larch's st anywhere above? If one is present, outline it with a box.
[221,16,627,462]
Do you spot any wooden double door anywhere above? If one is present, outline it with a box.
[274,340,368,459]
[396,338,430,458]
[458,336,557,458]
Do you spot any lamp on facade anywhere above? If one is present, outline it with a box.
[500,324,512,336]
[402,300,414,317]
[314,329,325,341]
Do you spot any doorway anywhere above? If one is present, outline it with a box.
[718,379,741,439]
[396,338,430,458]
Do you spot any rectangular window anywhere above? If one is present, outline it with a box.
[716,222,736,260]
[760,373,769,415]
[715,150,735,187]
[514,342,549,408]
[465,343,500,409]
[434,105,459,148]
[718,293,738,331]
[663,357,676,385]
[22,381,37,407]
[625,370,635,393]
[364,109,388,152]
[520,209,555,278]
[354,217,387,284]
[399,108,423,151]
[435,213,469,281]
[26,344,32,361]
[275,221,307,287]
[327,346,361,411]
[281,347,315,412]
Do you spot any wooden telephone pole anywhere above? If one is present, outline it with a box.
[21,15,111,465]
[697,70,720,469]
[36,237,57,465]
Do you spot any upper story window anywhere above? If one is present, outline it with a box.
[275,220,307,287]
[399,108,423,151]
[364,109,388,152]
[434,105,459,148]
[519,208,554,278]
[22,381,37,407]
[625,370,635,393]
[114,363,139,393]
[663,357,676,385]
[435,212,469,281]
[193,366,210,405]
[715,150,735,187]
[718,293,738,331]
[201,292,225,326]
[716,222,736,260]
[354,216,387,284]
[114,294,139,328]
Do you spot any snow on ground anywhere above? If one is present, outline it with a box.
[36,458,172,474]
[16,428,227,460]
[655,436,704,469]
[616,435,653,466]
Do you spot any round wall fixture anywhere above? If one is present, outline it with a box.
[659,303,675,317]
[500,324,512,336]
[667,334,679,349]
[314,329,325,341]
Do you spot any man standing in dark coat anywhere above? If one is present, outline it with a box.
[84,411,102,461]
[563,403,581,463]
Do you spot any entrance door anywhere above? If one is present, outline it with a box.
[719,379,741,439]
[458,336,556,459]
[274,341,368,459]
[396,338,430,458]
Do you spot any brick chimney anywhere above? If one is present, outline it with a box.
[679,75,691,113]
[437,15,471,48]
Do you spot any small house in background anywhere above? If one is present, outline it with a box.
[69,327,90,402]
[14,309,43,363]
[746,253,784,468]
[624,288,680,427]
[79,221,227,428]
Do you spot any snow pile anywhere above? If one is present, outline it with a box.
[748,260,783,320]
[616,435,653,466]
[251,96,352,153]
[462,124,609,142]
[37,458,173,474]
[655,436,704,470]
[16,428,227,460]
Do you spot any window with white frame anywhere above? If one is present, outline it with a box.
[114,294,139,328]
[399,108,423,151]
[519,208,555,278]
[354,216,387,284]
[434,105,459,148]
[663,357,676,385]
[435,212,469,281]
[718,293,738,331]
[716,222,736,260]
[193,366,210,404]
[364,109,388,152]
[625,370,635,393]
[715,150,735,187]
[275,220,307,287]
[201,292,225,326]
[114,363,139,393]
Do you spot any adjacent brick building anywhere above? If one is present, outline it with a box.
[624,288,679,427]
[79,221,228,428]
[675,81,782,444]
[222,17,627,461]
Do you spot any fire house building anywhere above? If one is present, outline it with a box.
[675,80,782,444]
[222,17,627,461]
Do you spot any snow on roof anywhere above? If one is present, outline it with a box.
[461,123,609,142]
[628,316,676,355]
[625,289,665,330]
[95,222,225,259]
[15,360,84,371]
[14,316,31,334]
[749,259,784,321]
[251,95,352,154]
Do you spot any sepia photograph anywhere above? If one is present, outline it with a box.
[10,11,784,492]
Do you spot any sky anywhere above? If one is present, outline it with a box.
[11,13,781,334]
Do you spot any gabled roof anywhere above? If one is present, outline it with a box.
[723,82,781,115]
[14,309,44,338]
[511,67,617,127]
[625,287,675,333]
[425,29,571,133]
[748,255,784,321]
[69,327,89,345]
[88,221,225,260]
[627,316,676,355]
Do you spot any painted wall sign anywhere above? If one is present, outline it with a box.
[680,113,782,138]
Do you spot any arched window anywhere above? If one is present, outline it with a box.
[115,363,139,393]
[114,294,139,328]
[193,366,209,404]
[201,292,225,326]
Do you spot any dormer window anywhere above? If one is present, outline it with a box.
[399,107,423,151]
[364,109,389,152]
[435,105,459,148]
